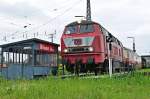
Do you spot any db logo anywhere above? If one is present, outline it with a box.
[74,39,82,45]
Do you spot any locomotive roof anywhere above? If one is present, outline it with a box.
[66,20,124,47]
[123,47,133,52]
[66,20,99,26]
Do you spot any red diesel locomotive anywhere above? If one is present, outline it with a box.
[61,0,139,74]
[61,20,124,74]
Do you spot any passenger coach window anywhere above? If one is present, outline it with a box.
[80,24,94,33]
[65,26,78,34]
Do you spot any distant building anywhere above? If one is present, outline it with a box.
[141,55,150,68]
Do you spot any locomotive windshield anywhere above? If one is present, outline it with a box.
[80,24,94,33]
[65,25,78,34]
[65,24,94,34]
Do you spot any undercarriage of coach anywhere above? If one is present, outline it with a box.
[62,57,134,76]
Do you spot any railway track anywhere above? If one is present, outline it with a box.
[60,72,130,79]
[61,73,95,78]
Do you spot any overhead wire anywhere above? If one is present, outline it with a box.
[11,0,82,37]
[48,0,78,12]
[24,0,83,32]
[0,0,75,29]
[0,0,83,42]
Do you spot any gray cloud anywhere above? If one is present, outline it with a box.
[0,1,46,18]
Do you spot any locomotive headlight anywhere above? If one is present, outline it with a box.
[64,49,68,53]
[89,47,94,52]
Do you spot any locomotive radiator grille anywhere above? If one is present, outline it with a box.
[67,47,93,53]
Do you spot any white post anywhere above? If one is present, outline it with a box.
[108,43,112,77]
[109,57,112,77]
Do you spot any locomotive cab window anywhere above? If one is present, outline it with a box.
[65,25,78,34]
[79,24,94,33]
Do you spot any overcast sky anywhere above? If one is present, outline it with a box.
[0,0,149,55]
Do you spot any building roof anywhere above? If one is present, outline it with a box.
[0,38,59,48]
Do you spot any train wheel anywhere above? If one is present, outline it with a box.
[66,64,74,73]
[80,64,87,73]
[96,64,103,74]
[75,64,79,76]
[94,65,98,76]
[103,59,109,73]
[86,64,90,72]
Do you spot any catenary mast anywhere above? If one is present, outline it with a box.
[86,0,92,21]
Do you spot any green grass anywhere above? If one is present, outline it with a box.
[0,73,150,99]
[137,68,150,72]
